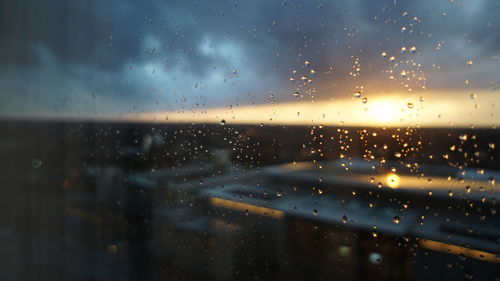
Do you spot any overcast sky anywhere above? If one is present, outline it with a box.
[0,0,499,121]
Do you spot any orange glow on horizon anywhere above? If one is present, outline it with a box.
[126,89,500,127]
[21,89,496,128]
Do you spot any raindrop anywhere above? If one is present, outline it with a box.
[488,177,496,185]
[32,158,42,169]
[369,252,382,264]
[354,91,362,98]
[459,134,468,141]
[220,119,226,125]
[393,216,401,224]
[459,253,467,261]
[381,51,387,57]
[407,102,415,109]
[465,185,471,193]
[466,60,474,66]
[361,97,368,104]
[400,70,407,77]
[389,56,396,62]
[293,92,300,98]
[470,93,477,99]
[106,244,118,255]
[409,46,417,53]
[313,209,318,215]
[489,142,496,149]
[342,215,348,223]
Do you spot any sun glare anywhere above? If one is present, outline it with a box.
[386,173,401,189]
[368,99,401,125]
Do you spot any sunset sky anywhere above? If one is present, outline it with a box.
[1,0,499,127]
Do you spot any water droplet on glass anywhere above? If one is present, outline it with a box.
[312,209,318,215]
[488,177,496,185]
[459,253,467,261]
[354,91,362,98]
[361,97,368,104]
[369,252,382,264]
[407,102,414,109]
[32,158,42,169]
[459,134,468,141]
[293,92,300,98]
[409,46,417,53]
[107,244,118,255]
[489,142,496,149]
[400,70,407,77]
[393,216,401,224]
[342,215,348,223]
[470,93,477,99]
[389,56,396,62]
[220,119,226,125]
[466,60,474,66]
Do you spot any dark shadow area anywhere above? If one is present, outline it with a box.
[0,120,499,281]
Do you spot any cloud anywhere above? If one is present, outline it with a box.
[0,0,499,118]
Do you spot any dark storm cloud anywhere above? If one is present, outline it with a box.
[0,0,499,117]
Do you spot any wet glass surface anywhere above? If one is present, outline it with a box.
[1,1,500,281]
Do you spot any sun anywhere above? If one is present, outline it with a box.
[368,99,402,125]
[386,173,401,189]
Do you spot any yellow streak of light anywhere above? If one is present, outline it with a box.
[210,197,285,219]
[419,239,500,263]
[129,90,500,127]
